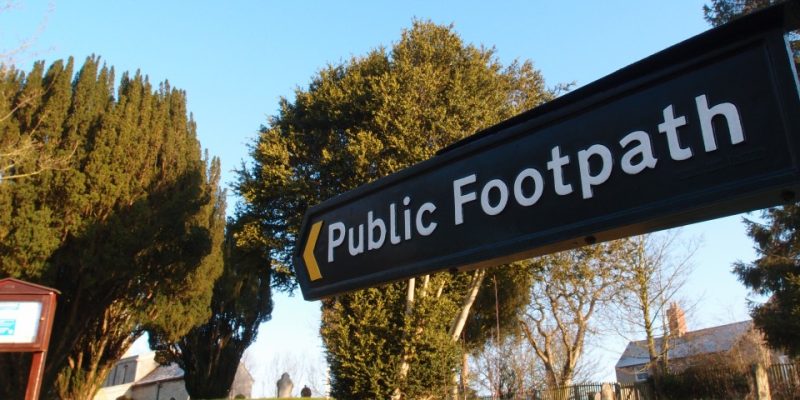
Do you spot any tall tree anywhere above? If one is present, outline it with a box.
[0,1,76,183]
[610,233,696,400]
[459,262,534,394]
[236,20,551,399]
[0,57,224,399]
[518,241,632,388]
[734,205,800,356]
[150,217,274,398]
[0,68,74,181]
[613,233,696,385]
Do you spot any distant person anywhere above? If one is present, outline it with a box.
[300,385,312,397]
[277,372,294,398]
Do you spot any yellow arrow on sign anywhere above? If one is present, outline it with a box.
[303,221,323,281]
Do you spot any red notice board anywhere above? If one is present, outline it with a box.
[0,278,59,400]
[0,278,58,353]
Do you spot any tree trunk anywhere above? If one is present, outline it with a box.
[448,269,486,399]
[544,365,559,389]
[449,269,486,341]
[460,349,469,399]
[392,278,416,400]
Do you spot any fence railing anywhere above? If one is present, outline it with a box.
[478,362,797,400]
[530,382,653,400]
[767,362,800,400]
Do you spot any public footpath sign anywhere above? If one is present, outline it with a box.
[296,2,800,300]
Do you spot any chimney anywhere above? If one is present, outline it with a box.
[667,302,687,337]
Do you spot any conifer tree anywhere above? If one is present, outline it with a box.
[0,56,224,399]
[237,21,552,398]
[703,0,776,27]
[150,217,273,398]
[734,205,800,356]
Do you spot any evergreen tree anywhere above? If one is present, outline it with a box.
[0,56,224,399]
[150,217,273,398]
[734,205,800,356]
[703,0,777,27]
[321,275,465,399]
[237,21,551,398]
[703,1,799,60]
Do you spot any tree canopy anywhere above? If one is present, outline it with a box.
[734,205,800,356]
[703,0,775,27]
[235,20,550,280]
[519,240,633,388]
[150,218,273,398]
[237,20,552,398]
[0,56,224,398]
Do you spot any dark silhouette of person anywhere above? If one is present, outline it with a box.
[300,385,312,397]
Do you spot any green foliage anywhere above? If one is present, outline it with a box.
[0,56,224,398]
[703,0,778,27]
[657,361,750,399]
[321,286,405,399]
[237,20,551,398]
[238,20,550,398]
[151,218,273,399]
[321,279,462,399]
[463,262,533,350]
[519,241,633,388]
[734,204,800,356]
[236,20,550,283]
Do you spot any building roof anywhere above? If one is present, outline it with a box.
[133,363,184,386]
[615,320,753,369]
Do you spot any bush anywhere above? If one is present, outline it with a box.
[657,364,750,399]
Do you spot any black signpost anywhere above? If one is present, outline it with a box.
[295,2,800,300]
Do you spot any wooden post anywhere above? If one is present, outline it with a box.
[26,351,46,400]
[753,363,771,400]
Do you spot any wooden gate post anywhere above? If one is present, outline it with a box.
[753,363,771,400]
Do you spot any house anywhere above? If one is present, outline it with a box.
[615,303,780,384]
[93,351,253,400]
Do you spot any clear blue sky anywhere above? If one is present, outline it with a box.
[2,0,763,395]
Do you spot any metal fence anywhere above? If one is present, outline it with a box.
[529,382,653,400]
[476,363,798,400]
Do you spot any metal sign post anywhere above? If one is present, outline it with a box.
[295,2,800,300]
[0,278,59,400]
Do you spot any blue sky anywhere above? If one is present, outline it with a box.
[2,0,764,396]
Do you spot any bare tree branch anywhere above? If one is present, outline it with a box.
[519,240,632,388]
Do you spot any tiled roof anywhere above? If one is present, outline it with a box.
[133,363,184,386]
[615,320,753,369]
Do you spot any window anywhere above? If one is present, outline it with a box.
[635,371,650,382]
